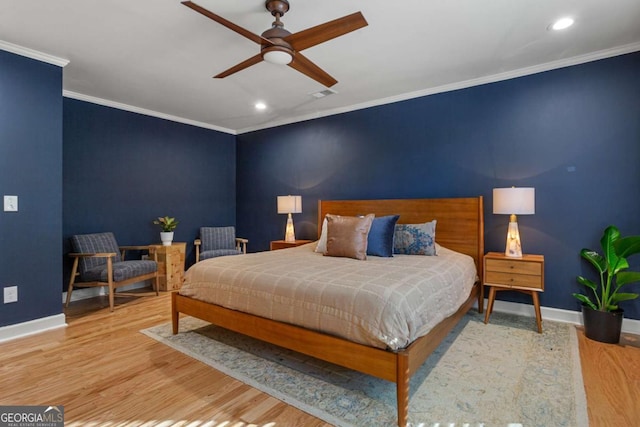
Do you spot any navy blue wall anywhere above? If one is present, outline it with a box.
[63,99,236,277]
[237,51,640,319]
[0,51,63,327]
[2,48,638,328]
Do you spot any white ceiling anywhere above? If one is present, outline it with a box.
[1,0,640,134]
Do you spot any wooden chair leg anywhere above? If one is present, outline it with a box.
[150,249,160,295]
[108,284,115,312]
[65,258,80,307]
[154,273,159,296]
[65,281,74,308]
[107,257,115,312]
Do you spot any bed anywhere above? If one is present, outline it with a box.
[172,197,484,426]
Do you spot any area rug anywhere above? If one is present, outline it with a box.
[141,311,588,427]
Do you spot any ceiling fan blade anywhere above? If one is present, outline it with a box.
[214,53,264,79]
[288,52,338,87]
[285,12,368,52]
[182,1,273,46]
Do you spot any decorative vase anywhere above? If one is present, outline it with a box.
[582,305,623,344]
[160,232,174,246]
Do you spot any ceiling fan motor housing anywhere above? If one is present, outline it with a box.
[261,26,294,60]
[265,0,289,17]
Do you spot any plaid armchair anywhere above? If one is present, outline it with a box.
[66,232,159,311]
[194,226,248,262]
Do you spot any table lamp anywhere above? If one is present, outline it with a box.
[493,187,535,258]
[277,195,302,242]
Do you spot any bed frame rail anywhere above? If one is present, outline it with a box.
[172,291,398,380]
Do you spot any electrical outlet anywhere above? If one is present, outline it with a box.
[4,286,18,303]
[4,195,18,212]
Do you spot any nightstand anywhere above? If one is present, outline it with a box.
[270,240,313,251]
[149,242,186,291]
[483,252,545,333]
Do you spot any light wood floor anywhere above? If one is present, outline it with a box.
[577,324,640,426]
[0,291,638,426]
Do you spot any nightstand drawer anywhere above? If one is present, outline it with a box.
[485,258,542,276]
[485,270,543,290]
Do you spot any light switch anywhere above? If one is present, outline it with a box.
[4,195,18,212]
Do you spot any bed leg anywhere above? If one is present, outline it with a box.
[171,291,179,334]
[396,353,409,427]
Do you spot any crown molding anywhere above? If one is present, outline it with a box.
[237,41,640,134]
[63,91,236,135]
[5,36,637,136]
[0,40,69,67]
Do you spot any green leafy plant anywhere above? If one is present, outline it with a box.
[575,225,640,311]
[153,216,178,232]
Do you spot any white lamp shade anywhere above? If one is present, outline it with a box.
[493,187,535,215]
[277,195,302,214]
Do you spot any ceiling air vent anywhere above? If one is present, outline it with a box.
[311,88,338,99]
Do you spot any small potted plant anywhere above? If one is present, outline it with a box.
[575,225,640,343]
[153,216,179,246]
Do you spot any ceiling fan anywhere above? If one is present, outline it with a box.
[181,0,368,87]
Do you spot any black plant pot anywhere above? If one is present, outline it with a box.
[582,305,623,344]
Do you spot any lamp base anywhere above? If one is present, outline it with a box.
[284,213,296,242]
[505,221,523,258]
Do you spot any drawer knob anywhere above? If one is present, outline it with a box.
[510,265,514,269]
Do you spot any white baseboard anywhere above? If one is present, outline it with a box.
[0,282,152,344]
[486,299,640,335]
[0,314,66,344]
[61,281,151,304]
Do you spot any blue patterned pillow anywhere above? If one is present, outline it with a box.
[367,215,400,257]
[393,220,437,255]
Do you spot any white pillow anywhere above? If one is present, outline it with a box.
[315,217,328,253]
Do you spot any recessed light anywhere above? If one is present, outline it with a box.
[255,102,267,110]
[550,17,574,31]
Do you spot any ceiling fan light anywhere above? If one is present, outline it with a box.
[263,50,293,65]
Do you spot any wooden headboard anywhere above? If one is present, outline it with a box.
[318,197,484,277]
